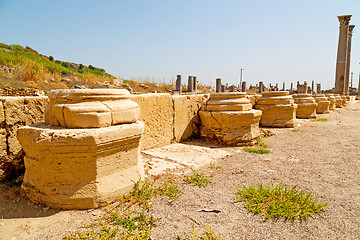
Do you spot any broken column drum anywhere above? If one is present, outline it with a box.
[199,92,262,145]
[341,95,348,106]
[293,94,317,119]
[17,89,144,209]
[255,91,297,128]
[313,94,330,114]
[325,94,336,111]
[334,94,343,108]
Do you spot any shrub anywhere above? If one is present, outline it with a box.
[236,182,329,220]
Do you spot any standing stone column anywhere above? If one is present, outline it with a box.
[335,15,352,94]
[188,76,194,93]
[304,81,308,93]
[216,78,222,92]
[345,25,355,94]
[312,81,315,94]
[290,83,293,92]
[282,82,285,91]
[259,82,264,93]
[193,76,197,92]
[176,75,182,94]
[241,81,246,92]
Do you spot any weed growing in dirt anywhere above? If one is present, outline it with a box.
[119,179,156,208]
[235,182,329,220]
[156,178,182,201]
[64,178,182,239]
[210,161,221,169]
[255,136,268,148]
[311,118,328,122]
[177,223,225,240]
[292,129,299,132]
[244,146,271,154]
[185,168,213,187]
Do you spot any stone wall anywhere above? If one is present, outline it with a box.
[0,93,207,180]
[0,97,49,180]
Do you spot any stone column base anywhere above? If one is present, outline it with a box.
[255,104,297,128]
[17,121,144,209]
[199,110,262,145]
[296,103,317,119]
[316,101,330,114]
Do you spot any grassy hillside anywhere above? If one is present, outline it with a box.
[0,43,115,90]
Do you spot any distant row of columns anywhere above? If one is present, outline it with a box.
[176,75,197,94]
[334,15,355,95]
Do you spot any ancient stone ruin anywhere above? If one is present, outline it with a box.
[313,94,330,114]
[255,91,297,128]
[199,92,262,145]
[17,89,144,209]
[293,94,317,119]
[325,93,336,111]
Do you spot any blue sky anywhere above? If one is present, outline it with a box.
[0,0,359,90]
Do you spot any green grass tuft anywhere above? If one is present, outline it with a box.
[156,178,182,201]
[185,168,213,187]
[210,160,221,169]
[244,146,271,154]
[311,118,328,122]
[235,182,329,220]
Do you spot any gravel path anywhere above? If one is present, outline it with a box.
[150,102,360,239]
[1,101,359,239]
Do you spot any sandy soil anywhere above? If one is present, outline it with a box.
[1,102,359,240]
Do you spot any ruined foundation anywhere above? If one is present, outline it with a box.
[325,94,336,111]
[313,94,330,114]
[199,92,262,145]
[341,95,348,107]
[17,89,144,209]
[293,94,317,119]
[255,91,297,128]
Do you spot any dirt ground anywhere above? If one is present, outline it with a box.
[1,101,359,240]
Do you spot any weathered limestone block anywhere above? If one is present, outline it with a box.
[17,122,144,209]
[247,94,261,107]
[325,94,336,111]
[200,93,262,145]
[172,94,208,142]
[255,91,297,128]
[334,94,343,108]
[293,94,317,119]
[0,97,49,180]
[0,97,49,126]
[313,94,330,114]
[0,101,4,124]
[0,129,6,158]
[45,89,139,128]
[130,94,173,150]
[341,95,348,107]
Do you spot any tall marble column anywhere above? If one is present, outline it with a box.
[335,15,352,94]
[344,25,355,94]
